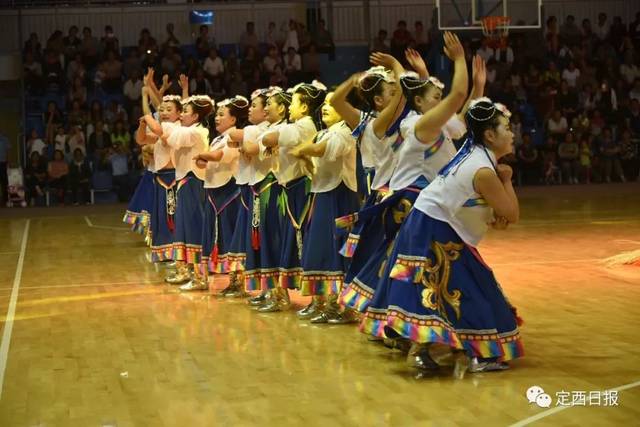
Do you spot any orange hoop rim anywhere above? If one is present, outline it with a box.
[481,16,511,48]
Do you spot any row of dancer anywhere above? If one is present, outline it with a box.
[124,32,524,376]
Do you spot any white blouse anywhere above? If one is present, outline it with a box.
[389,114,464,191]
[203,130,239,189]
[166,124,209,180]
[263,116,317,185]
[236,121,269,185]
[311,121,357,193]
[414,145,497,247]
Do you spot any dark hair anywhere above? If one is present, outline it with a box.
[293,84,326,130]
[186,99,214,124]
[268,92,292,122]
[400,76,439,112]
[164,99,182,112]
[224,98,250,128]
[466,100,505,145]
[358,75,389,111]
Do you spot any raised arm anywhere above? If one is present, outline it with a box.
[405,48,429,79]
[457,55,486,122]
[369,52,406,138]
[141,87,163,137]
[415,32,468,144]
[330,73,362,130]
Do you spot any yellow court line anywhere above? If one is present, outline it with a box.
[0,280,164,291]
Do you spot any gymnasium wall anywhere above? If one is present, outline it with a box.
[0,0,637,53]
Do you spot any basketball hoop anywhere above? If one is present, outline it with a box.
[481,16,511,49]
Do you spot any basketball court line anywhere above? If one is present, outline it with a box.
[0,219,30,399]
[84,215,130,231]
[0,280,163,291]
[510,379,640,426]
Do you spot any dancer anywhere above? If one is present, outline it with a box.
[366,98,524,375]
[157,95,213,288]
[242,87,289,307]
[189,96,249,292]
[290,91,361,323]
[258,82,326,312]
[223,88,271,297]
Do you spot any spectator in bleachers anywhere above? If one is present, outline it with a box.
[284,46,302,78]
[579,83,598,112]
[262,46,282,75]
[67,125,86,157]
[630,12,640,46]
[599,127,625,182]
[138,28,158,54]
[560,15,581,47]
[594,13,610,43]
[314,19,335,58]
[547,109,569,141]
[66,53,86,86]
[88,119,111,157]
[195,25,215,60]
[269,63,288,88]
[240,22,260,56]
[590,109,605,136]
[111,120,131,150]
[27,129,46,156]
[123,49,143,79]
[579,133,593,183]
[123,70,143,115]
[160,46,182,76]
[228,71,248,98]
[68,148,91,205]
[298,23,312,53]
[48,149,69,204]
[67,100,86,129]
[302,43,321,78]
[240,46,260,81]
[411,21,428,56]
[24,51,43,94]
[282,20,300,53]
[546,16,560,55]
[68,76,87,106]
[391,20,411,60]
[63,26,81,61]
[558,132,580,183]
[46,30,65,60]
[100,25,120,55]
[43,49,64,90]
[620,57,639,86]
[561,60,580,88]
[44,101,63,128]
[264,21,278,48]
[102,50,123,94]
[53,125,67,154]
[517,133,540,185]
[25,151,47,204]
[626,99,640,134]
[476,38,494,63]
[619,128,639,180]
[107,144,130,202]
[162,23,180,51]
[210,77,226,101]
[370,29,390,54]
[24,32,42,58]
[104,101,127,128]
[190,68,212,96]
[81,27,99,69]
[223,50,240,84]
[203,48,224,85]
[541,136,561,184]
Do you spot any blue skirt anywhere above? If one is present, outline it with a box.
[340,182,424,312]
[172,173,205,264]
[300,183,361,296]
[278,176,311,289]
[226,184,252,273]
[150,169,176,262]
[243,173,282,291]
[361,209,524,362]
[123,170,154,235]
[201,180,241,273]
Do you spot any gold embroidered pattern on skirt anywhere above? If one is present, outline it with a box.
[420,241,464,322]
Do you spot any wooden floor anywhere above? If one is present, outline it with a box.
[0,184,639,427]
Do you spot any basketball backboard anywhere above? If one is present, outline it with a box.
[435,0,542,30]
